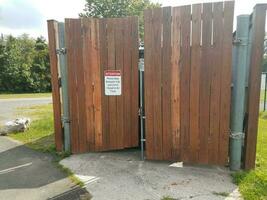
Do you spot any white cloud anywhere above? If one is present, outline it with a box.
[0,0,266,38]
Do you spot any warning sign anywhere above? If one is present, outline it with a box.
[104,70,121,96]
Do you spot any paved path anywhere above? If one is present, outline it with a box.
[61,150,242,200]
[0,97,90,200]
[0,136,78,200]
[0,97,52,125]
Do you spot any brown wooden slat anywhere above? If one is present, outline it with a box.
[208,2,224,164]
[130,17,139,147]
[219,1,234,165]
[144,9,154,159]
[107,19,117,149]
[65,19,80,153]
[91,19,103,151]
[189,4,201,162]
[73,19,88,153]
[99,19,109,151]
[199,3,212,164]
[151,8,163,160]
[81,18,95,151]
[171,7,182,160]
[122,18,132,148]
[115,18,124,149]
[162,7,172,160]
[180,5,191,162]
[245,4,267,169]
[47,20,63,151]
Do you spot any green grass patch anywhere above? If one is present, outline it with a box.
[9,104,55,153]
[0,93,51,99]
[8,104,84,187]
[232,112,267,200]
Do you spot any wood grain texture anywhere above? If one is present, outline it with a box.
[144,2,234,165]
[219,1,234,165]
[47,20,63,151]
[189,4,201,163]
[245,4,267,169]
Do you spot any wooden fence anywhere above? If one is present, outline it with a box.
[48,2,266,169]
[244,4,267,169]
[144,2,234,165]
[48,17,139,153]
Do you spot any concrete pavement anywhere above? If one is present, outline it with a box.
[61,150,242,200]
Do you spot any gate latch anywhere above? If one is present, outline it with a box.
[56,48,67,55]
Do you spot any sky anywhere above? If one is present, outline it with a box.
[0,0,267,39]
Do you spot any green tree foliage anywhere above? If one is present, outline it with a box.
[0,34,51,93]
[79,0,161,39]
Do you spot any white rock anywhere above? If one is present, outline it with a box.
[0,118,31,135]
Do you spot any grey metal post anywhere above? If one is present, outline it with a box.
[57,23,71,152]
[230,15,250,171]
[139,58,145,160]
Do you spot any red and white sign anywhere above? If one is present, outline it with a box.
[104,70,121,96]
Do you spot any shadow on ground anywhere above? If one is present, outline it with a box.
[0,136,91,200]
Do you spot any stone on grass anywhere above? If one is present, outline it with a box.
[0,118,31,136]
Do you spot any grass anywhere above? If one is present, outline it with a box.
[8,104,83,187]
[232,112,267,200]
[0,92,51,99]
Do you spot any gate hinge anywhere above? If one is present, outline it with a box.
[56,48,67,55]
[232,37,249,46]
[58,77,62,87]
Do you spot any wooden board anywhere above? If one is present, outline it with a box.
[47,20,63,151]
[63,17,139,153]
[144,1,235,165]
[245,4,267,169]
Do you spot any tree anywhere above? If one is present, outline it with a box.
[0,34,51,93]
[79,0,161,39]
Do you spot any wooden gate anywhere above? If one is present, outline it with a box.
[48,17,139,153]
[144,1,234,165]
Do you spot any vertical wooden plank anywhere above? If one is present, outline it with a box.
[107,19,117,149]
[189,4,201,163]
[152,8,163,160]
[122,18,132,148]
[99,19,109,150]
[74,19,88,153]
[82,18,95,151]
[171,7,181,161]
[162,7,172,160]
[115,18,124,149]
[91,19,103,151]
[245,4,267,169]
[122,18,130,148]
[199,3,212,164]
[219,1,234,165]
[144,9,154,159]
[47,20,63,151]
[180,5,191,162]
[130,16,139,147]
[65,19,80,153]
[209,2,224,164]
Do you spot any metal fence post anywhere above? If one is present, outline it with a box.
[57,23,71,152]
[230,15,250,171]
[264,73,267,111]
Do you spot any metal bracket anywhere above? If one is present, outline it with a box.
[56,48,67,55]
[61,117,70,124]
[233,37,249,46]
[230,131,244,139]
